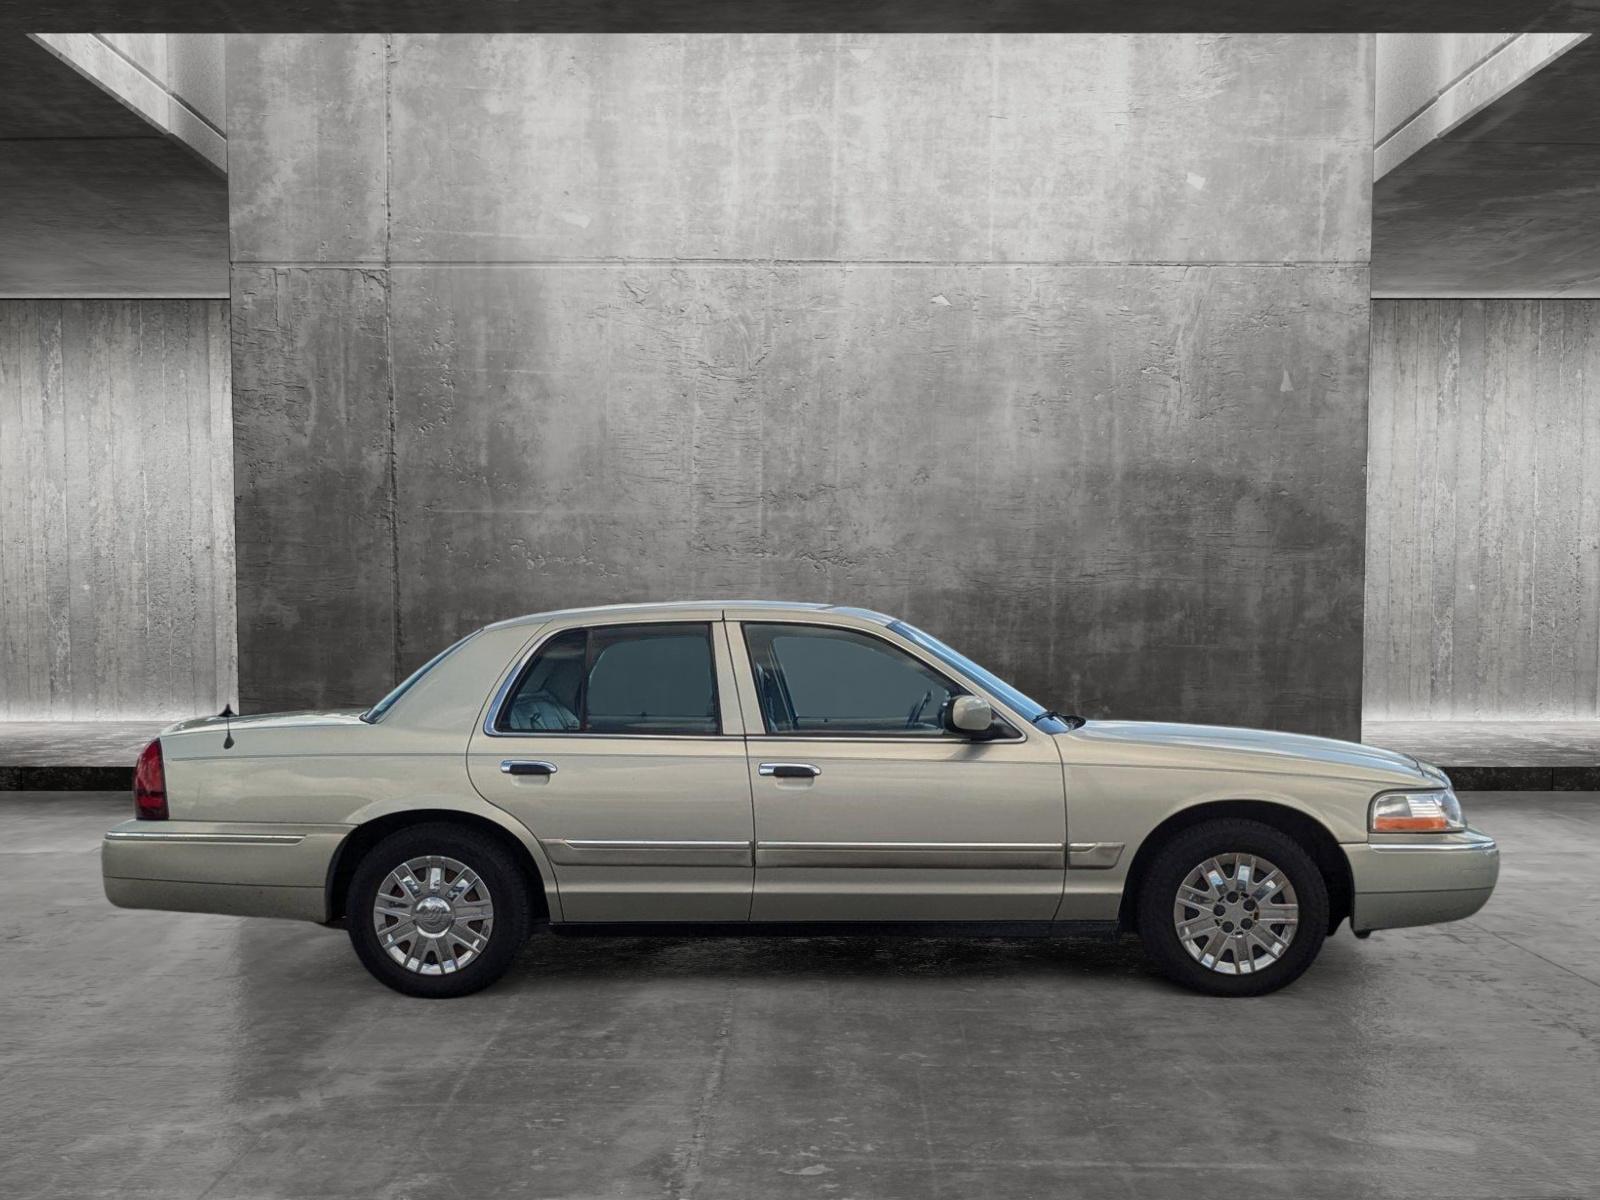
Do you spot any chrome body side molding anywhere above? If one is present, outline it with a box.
[1067,841,1126,869]
[543,839,754,867]
[755,842,1065,869]
[1369,837,1497,853]
[103,830,306,846]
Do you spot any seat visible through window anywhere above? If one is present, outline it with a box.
[499,623,720,736]
[742,623,960,736]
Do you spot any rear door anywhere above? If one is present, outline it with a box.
[467,614,754,922]
[729,615,1068,922]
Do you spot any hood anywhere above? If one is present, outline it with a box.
[162,709,368,736]
[1061,720,1439,786]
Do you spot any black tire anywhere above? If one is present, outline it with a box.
[1136,818,1328,997]
[347,822,533,998]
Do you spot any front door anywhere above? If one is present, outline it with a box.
[467,617,754,922]
[731,618,1067,922]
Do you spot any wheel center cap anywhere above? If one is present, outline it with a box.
[414,895,454,934]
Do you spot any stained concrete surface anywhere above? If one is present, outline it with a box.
[0,37,228,297]
[376,35,1370,266]
[230,266,397,712]
[1373,37,1600,297]
[0,34,161,139]
[3,791,1597,1198]
[0,300,237,720]
[230,34,1374,740]
[1366,301,1600,720]
[0,139,228,297]
[390,262,1371,737]
[0,721,166,767]
[31,34,228,170]
[1364,719,1600,766]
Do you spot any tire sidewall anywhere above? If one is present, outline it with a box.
[347,823,531,998]
[1138,818,1329,997]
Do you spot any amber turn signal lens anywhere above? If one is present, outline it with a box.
[1370,790,1464,834]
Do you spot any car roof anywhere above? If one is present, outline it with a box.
[484,600,898,631]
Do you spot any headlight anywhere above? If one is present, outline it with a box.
[1370,789,1465,834]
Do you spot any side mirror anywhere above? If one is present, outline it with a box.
[946,695,995,736]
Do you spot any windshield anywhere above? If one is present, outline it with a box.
[888,620,1071,731]
[361,631,478,723]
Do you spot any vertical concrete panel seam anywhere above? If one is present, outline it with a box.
[383,34,401,688]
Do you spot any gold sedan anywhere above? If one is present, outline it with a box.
[103,601,1498,997]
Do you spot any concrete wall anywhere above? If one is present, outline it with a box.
[1373,35,1600,298]
[0,299,237,719]
[1367,299,1600,719]
[0,35,228,299]
[230,34,1373,736]
[30,34,227,170]
[1374,33,1584,178]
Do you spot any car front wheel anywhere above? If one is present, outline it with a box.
[1136,817,1328,997]
[347,822,532,998]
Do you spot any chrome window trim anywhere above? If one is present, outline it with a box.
[481,621,733,740]
[484,731,738,743]
[742,733,1021,743]
[736,620,1026,742]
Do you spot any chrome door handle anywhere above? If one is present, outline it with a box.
[758,762,820,779]
[501,760,558,777]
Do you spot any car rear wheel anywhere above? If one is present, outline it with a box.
[1136,818,1328,997]
[347,823,532,998]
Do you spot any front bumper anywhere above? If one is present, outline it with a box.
[102,820,350,923]
[1342,828,1499,933]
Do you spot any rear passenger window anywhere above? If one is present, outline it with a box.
[498,623,720,736]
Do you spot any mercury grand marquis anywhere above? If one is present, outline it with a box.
[103,601,1499,997]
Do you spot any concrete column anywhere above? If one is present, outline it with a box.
[0,299,236,719]
[1367,299,1600,719]
[229,34,1373,736]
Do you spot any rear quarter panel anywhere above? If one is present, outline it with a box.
[155,624,563,916]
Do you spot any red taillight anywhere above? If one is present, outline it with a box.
[134,739,167,820]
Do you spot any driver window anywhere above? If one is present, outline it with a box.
[498,624,720,735]
[743,623,960,736]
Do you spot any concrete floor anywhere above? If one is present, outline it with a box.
[4,792,1599,1199]
[1363,719,1600,766]
[0,721,166,767]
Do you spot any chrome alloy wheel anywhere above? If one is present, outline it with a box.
[371,855,495,976]
[1171,853,1299,976]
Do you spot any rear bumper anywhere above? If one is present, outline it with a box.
[102,820,350,923]
[1343,829,1500,933]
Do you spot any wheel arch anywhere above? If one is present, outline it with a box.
[324,806,556,926]
[1117,799,1352,936]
